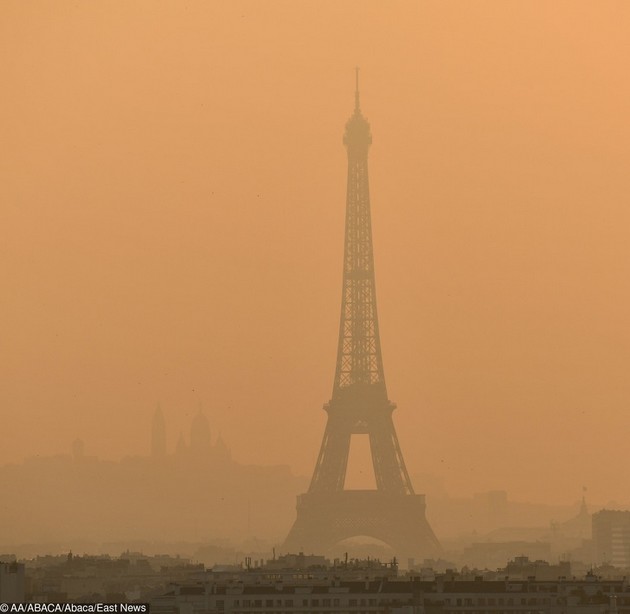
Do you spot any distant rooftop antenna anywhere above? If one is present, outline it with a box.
[355,66,361,113]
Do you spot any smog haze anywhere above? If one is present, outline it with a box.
[2,0,629,529]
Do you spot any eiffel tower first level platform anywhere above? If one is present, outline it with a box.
[283,71,441,561]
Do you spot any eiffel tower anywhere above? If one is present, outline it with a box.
[283,72,441,560]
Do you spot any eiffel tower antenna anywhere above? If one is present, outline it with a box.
[283,72,441,560]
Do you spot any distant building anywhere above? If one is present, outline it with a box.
[461,540,551,569]
[0,562,25,602]
[170,408,231,465]
[26,553,202,602]
[25,551,630,612]
[560,497,592,541]
[503,555,571,580]
[593,510,630,567]
[151,404,229,462]
[151,564,630,614]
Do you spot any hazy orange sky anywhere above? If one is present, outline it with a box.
[2,1,629,506]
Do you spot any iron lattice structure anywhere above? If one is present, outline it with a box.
[335,91,383,391]
[284,73,441,559]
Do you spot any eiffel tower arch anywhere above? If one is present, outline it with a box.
[283,72,441,562]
